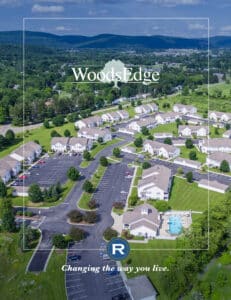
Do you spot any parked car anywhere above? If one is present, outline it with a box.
[18,175,27,180]
[68,255,81,261]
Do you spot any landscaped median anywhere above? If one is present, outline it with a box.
[80,138,123,168]
[78,164,107,210]
[11,179,76,208]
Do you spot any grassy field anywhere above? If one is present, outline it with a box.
[0,233,66,300]
[123,239,177,300]
[0,122,77,159]
[150,123,178,136]
[78,165,107,210]
[169,177,225,211]
[12,179,75,207]
[179,146,207,163]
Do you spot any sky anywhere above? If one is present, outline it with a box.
[0,0,231,37]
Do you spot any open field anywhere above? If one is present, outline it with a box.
[0,233,66,300]
[169,177,225,211]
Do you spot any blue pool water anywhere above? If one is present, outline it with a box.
[168,216,182,235]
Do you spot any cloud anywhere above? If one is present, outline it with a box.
[32,4,64,13]
[219,25,231,35]
[0,0,21,6]
[188,23,208,30]
[55,26,71,31]
[136,0,201,6]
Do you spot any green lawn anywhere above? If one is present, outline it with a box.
[78,165,107,210]
[0,233,66,300]
[123,239,177,300]
[12,179,75,207]
[179,146,207,163]
[0,122,77,159]
[169,177,225,211]
[209,126,226,138]
[150,123,178,136]
[80,138,122,168]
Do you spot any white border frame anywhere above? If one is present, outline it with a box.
[23,17,210,251]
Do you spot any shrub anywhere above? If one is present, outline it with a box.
[52,234,68,249]
[113,202,125,209]
[84,211,98,223]
[103,227,118,241]
[69,227,85,241]
[88,199,98,209]
[142,161,151,169]
[67,210,83,223]
[100,156,108,167]
[83,180,94,193]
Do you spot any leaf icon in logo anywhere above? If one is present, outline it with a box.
[99,59,131,88]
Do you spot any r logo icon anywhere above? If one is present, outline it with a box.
[107,238,130,260]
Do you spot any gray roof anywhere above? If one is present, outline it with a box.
[123,204,160,230]
[198,179,230,191]
[0,155,19,168]
[139,165,172,192]
[201,138,231,148]
[174,103,196,110]
[79,115,102,125]
[208,151,231,164]
[178,125,208,132]
[137,117,156,127]
[69,137,88,146]
[144,140,178,154]
[78,127,110,136]
[51,137,69,146]
[223,130,231,136]
[127,275,157,300]
[12,141,41,157]
[154,132,173,137]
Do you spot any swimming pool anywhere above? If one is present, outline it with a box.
[168,215,182,235]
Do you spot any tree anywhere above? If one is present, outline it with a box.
[83,150,91,161]
[225,123,230,130]
[153,200,170,212]
[67,210,83,223]
[50,130,61,137]
[0,135,6,149]
[113,147,121,158]
[141,126,149,136]
[100,156,108,167]
[118,104,122,110]
[185,138,194,149]
[64,129,71,137]
[164,137,172,145]
[142,161,151,169]
[97,137,104,144]
[103,227,118,241]
[52,234,68,249]
[69,227,85,241]
[214,127,219,135]
[84,211,98,223]
[176,118,182,128]
[19,225,39,251]
[130,195,138,206]
[67,167,80,181]
[1,198,15,232]
[28,184,44,203]
[189,150,197,160]
[52,115,64,126]
[134,137,143,148]
[88,199,98,209]
[43,119,50,129]
[186,171,193,183]
[83,180,94,193]
[148,135,154,140]
[0,180,7,198]
[5,129,15,144]
[220,160,230,173]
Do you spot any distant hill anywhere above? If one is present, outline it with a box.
[0,31,230,49]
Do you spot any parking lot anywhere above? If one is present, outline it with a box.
[15,154,82,188]
[65,241,131,300]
